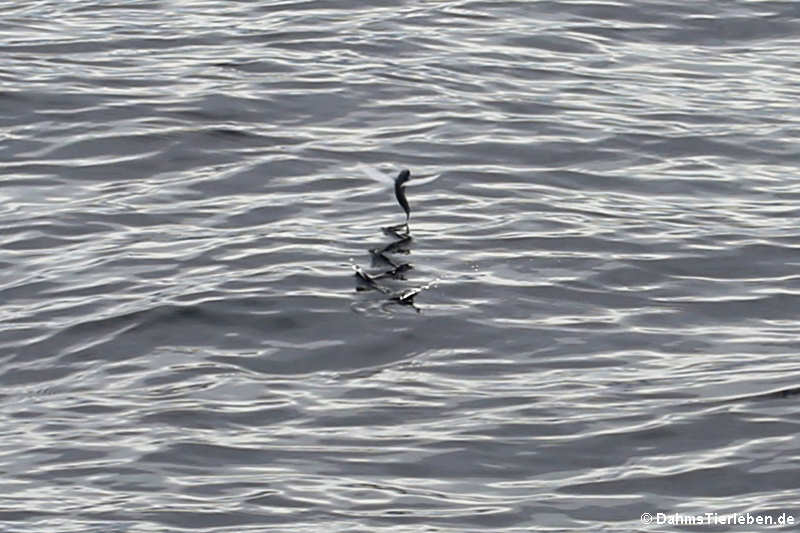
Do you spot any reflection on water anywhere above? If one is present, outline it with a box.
[352,166,438,312]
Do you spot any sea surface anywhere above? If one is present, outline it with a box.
[2,1,800,532]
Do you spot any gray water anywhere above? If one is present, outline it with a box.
[3,1,800,531]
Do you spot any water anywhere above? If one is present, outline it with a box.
[2,1,800,531]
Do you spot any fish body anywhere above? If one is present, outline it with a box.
[355,163,439,228]
[394,169,411,222]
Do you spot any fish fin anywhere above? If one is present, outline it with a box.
[355,162,395,186]
[405,173,440,187]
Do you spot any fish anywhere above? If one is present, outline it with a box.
[355,163,440,232]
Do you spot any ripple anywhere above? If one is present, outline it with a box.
[3,0,800,531]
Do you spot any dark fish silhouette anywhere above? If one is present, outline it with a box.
[394,169,411,226]
[356,163,440,232]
